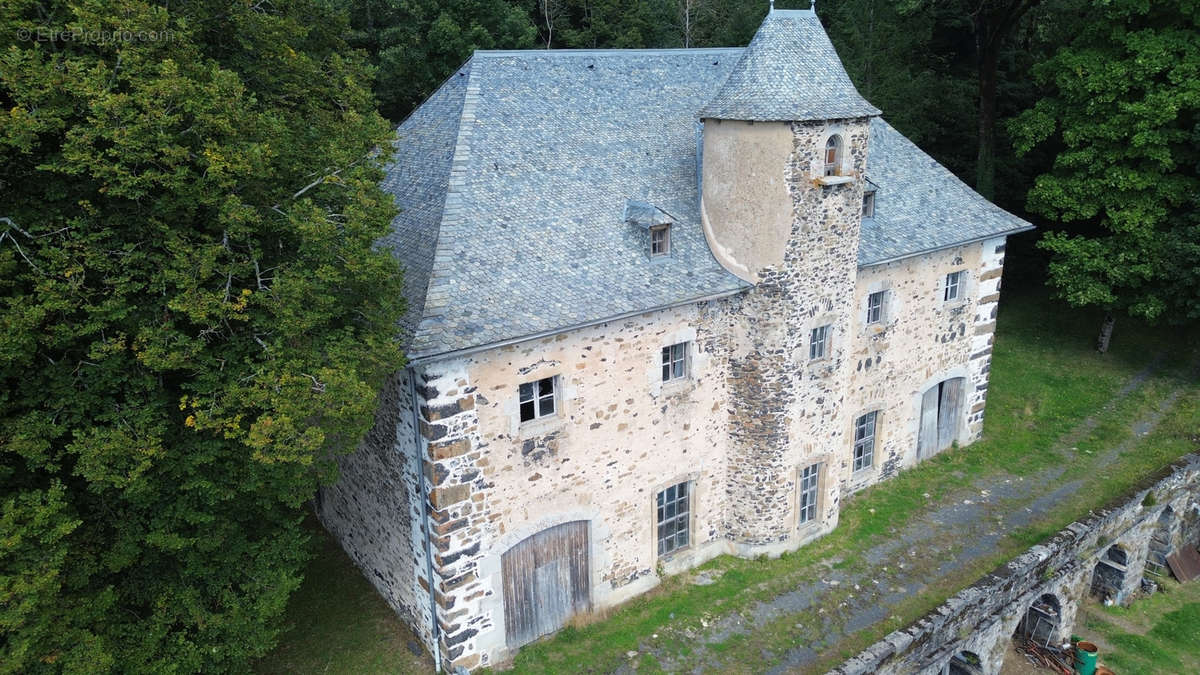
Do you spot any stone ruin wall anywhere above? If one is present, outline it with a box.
[831,454,1200,675]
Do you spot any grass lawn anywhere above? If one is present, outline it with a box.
[255,518,433,674]
[258,288,1200,674]
[1080,576,1200,674]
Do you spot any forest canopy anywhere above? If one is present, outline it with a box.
[1,1,403,671]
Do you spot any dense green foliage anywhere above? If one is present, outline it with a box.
[0,1,404,672]
[341,0,538,121]
[1012,0,1200,323]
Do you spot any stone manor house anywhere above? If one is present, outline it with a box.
[316,8,1033,671]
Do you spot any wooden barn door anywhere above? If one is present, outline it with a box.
[917,385,940,458]
[501,520,590,648]
[918,378,965,458]
[937,378,964,450]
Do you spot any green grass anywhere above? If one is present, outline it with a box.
[255,518,433,675]
[1080,577,1200,674]
[258,289,1200,674]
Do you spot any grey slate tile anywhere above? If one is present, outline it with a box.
[378,15,1030,361]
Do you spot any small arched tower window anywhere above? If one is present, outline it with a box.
[824,134,843,176]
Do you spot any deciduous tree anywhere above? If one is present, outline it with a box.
[1011,0,1200,350]
[0,1,405,670]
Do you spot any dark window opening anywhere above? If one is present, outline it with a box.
[662,342,688,382]
[853,411,877,472]
[824,135,842,176]
[866,290,885,324]
[518,377,556,422]
[944,270,964,301]
[650,225,670,257]
[810,324,830,360]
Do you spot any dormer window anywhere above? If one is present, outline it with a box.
[650,225,670,257]
[624,199,676,260]
[824,135,843,176]
[862,191,875,218]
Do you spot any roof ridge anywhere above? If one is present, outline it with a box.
[472,47,744,57]
[411,56,484,356]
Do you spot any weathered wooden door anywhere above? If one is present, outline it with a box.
[917,385,940,458]
[937,378,964,450]
[501,520,590,648]
[918,378,965,458]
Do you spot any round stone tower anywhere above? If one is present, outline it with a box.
[698,8,879,553]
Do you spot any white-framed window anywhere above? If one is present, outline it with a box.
[656,481,691,555]
[862,191,875,218]
[944,270,965,302]
[853,411,877,472]
[661,342,688,382]
[810,325,831,360]
[866,290,886,324]
[824,135,843,176]
[650,225,670,257]
[798,463,821,524]
[518,376,556,423]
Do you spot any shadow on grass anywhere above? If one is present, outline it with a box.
[256,517,434,674]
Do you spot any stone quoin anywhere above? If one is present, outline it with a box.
[316,8,1034,671]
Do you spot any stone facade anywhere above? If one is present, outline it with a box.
[315,372,432,647]
[319,113,1021,671]
[832,455,1200,675]
[842,236,1006,494]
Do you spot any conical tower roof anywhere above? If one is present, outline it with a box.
[700,9,879,122]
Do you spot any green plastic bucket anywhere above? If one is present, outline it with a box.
[1074,641,1098,675]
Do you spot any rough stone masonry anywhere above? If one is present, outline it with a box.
[316,8,1033,671]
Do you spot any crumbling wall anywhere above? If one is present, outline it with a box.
[831,455,1200,675]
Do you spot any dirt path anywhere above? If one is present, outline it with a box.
[633,360,1189,674]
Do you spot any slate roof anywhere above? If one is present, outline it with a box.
[700,10,879,122]
[858,118,1033,265]
[381,13,1031,361]
[387,48,751,360]
[378,70,468,340]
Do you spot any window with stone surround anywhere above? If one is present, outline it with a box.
[824,135,843,176]
[656,481,691,555]
[798,463,821,524]
[944,270,965,302]
[650,225,670,257]
[810,324,831,360]
[518,376,556,423]
[853,411,877,472]
[862,191,875,218]
[866,290,886,324]
[662,342,688,382]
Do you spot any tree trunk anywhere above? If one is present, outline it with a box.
[1096,312,1115,353]
[975,40,999,201]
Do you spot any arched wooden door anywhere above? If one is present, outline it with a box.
[501,520,590,648]
[918,377,965,458]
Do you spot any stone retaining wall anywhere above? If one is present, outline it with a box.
[830,454,1200,675]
